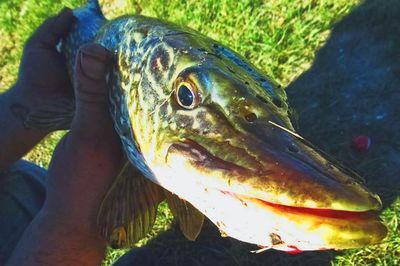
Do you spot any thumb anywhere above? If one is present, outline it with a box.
[73,43,113,134]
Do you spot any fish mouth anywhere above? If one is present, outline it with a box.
[167,138,381,211]
[168,137,381,219]
[222,190,379,221]
[166,138,387,250]
[224,190,387,250]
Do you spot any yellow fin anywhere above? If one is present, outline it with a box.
[165,191,205,241]
[97,161,164,248]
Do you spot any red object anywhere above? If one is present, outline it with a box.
[285,245,303,254]
[351,135,371,152]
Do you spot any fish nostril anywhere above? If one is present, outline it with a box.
[244,112,257,122]
[287,143,299,153]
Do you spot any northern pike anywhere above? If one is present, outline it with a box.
[30,0,387,252]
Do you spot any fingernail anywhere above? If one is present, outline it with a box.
[79,46,110,80]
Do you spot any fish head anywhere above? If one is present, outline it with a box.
[122,31,387,251]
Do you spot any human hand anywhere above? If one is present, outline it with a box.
[0,8,76,170]
[45,42,124,226]
[7,43,124,265]
[10,7,76,130]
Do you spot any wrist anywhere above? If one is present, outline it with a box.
[2,87,50,132]
[0,92,50,170]
[7,206,107,266]
[38,206,102,237]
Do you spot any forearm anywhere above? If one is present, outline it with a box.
[4,107,117,266]
[6,210,107,266]
[6,42,119,266]
[0,88,50,171]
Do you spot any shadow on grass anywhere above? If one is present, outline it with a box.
[114,0,399,265]
[287,0,400,208]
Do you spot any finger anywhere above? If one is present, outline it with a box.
[26,7,76,49]
[74,43,112,105]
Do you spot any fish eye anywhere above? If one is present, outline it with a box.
[175,82,200,109]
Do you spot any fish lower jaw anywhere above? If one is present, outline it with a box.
[217,189,387,249]
[172,183,387,251]
[156,146,387,250]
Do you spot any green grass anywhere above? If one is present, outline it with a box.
[1,0,398,265]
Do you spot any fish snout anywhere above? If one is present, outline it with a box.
[246,137,383,212]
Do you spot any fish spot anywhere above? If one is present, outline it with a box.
[151,52,170,71]
[196,110,207,121]
[133,32,144,43]
[244,112,257,122]
[169,122,177,130]
[149,45,172,81]
[177,115,194,128]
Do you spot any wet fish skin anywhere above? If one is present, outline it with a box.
[60,0,387,251]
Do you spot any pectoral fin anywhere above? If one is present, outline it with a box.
[165,191,205,241]
[97,161,164,248]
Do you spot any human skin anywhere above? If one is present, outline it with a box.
[0,8,75,171]
[1,8,124,266]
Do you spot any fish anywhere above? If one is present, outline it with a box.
[29,0,387,252]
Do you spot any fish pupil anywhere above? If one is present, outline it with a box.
[178,85,194,107]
